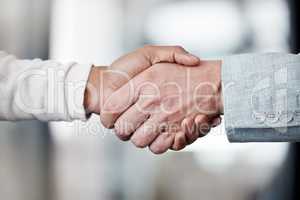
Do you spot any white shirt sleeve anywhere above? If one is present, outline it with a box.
[0,51,92,121]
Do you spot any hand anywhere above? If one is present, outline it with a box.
[84,45,200,122]
[101,60,223,154]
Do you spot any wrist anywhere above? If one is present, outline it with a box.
[209,60,223,115]
[84,66,107,115]
[215,60,223,115]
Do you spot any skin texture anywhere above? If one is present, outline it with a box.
[84,45,201,115]
[100,60,223,154]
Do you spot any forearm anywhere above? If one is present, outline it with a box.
[0,51,92,121]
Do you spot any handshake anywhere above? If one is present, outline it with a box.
[84,45,223,154]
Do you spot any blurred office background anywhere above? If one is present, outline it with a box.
[0,0,297,199]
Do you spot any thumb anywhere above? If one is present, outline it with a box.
[143,45,200,66]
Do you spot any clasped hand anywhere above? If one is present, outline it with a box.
[84,45,223,154]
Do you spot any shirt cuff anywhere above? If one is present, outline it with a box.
[65,63,93,121]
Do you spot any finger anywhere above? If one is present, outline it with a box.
[100,76,139,128]
[130,115,178,149]
[181,115,198,144]
[171,131,187,151]
[195,115,211,137]
[142,45,200,66]
[130,119,160,149]
[100,46,200,128]
[109,45,199,82]
[114,99,150,141]
[148,132,175,154]
[211,116,222,127]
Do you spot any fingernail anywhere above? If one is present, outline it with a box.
[187,54,200,61]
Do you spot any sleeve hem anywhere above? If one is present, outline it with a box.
[65,63,93,121]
